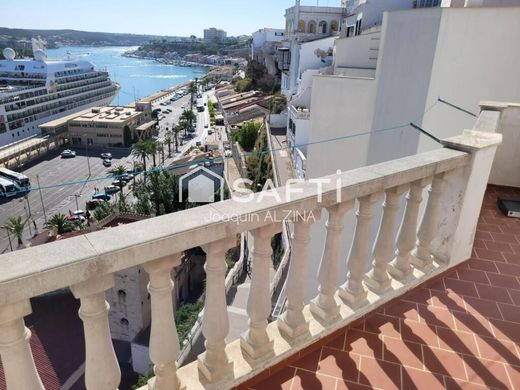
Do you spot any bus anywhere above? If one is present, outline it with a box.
[0,168,31,193]
[196,98,205,112]
[0,178,18,198]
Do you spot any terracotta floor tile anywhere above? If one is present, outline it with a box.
[290,369,337,390]
[462,355,511,389]
[468,258,499,273]
[489,318,520,343]
[497,302,520,324]
[475,231,493,241]
[453,311,495,337]
[251,366,296,390]
[384,300,420,322]
[477,223,503,233]
[401,367,446,390]
[317,347,360,382]
[417,304,456,329]
[422,346,467,381]
[444,377,488,389]
[473,239,487,249]
[475,334,520,366]
[490,232,520,244]
[483,240,513,253]
[402,288,431,306]
[474,248,506,262]
[335,379,372,390]
[423,278,446,292]
[475,283,513,304]
[496,262,520,277]
[291,348,322,372]
[436,327,480,357]
[443,278,479,298]
[428,290,467,313]
[505,365,520,389]
[486,272,520,289]
[455,268,490,285]
[358,356,401,390]
[508,288,520,306]
[503,252,520,264]
[400,318,439,347]
[463,296,503,320]
[363,313,400,339]
[344,329,383,359]
[511,243,520,254]
[324,332,346,351]
[382,336,424,369]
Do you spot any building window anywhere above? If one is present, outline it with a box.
[331,20,339,33]
[308,21,316,34]
[298,20,305,33]
[319,21,328,34]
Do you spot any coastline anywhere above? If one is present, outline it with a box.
[122,52,217,69]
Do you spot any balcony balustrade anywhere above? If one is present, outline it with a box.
[0,123,501,389]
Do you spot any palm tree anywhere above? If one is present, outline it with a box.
[112,164,127,192]
[173,125,182,152]
[3,216,28,248]
[164,130,173,157]
[148,140,160,168]
[44,214,74,235]
[189,79,198,110]
[132,139,151,176]
[181,109,196,134]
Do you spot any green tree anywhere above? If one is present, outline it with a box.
[233,121,261,151]
[44,214,74,235]
[3,216,28,247]
[188,79,198,110]
[173,125,182,152]
[180,109,196,135]
[132,140,151,176]
[112,165,127,192]
[164,130,173,157]
[93,201,112,221]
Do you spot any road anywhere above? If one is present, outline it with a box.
[0,88,216,252]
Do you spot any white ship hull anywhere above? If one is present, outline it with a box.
[0,92,117,148]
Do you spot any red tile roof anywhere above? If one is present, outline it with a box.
[242,185,520,390]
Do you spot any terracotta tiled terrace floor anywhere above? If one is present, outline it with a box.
[242,185,520,390]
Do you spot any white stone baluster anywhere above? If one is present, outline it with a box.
[0,301,44,390]
[411,174,446,270]
[241,223,281,360]
[71,274,121,390]
[279,210,320,339]
[198,236,236,382]
[365,186,407,292]
[339,193,382,308]
[388,179,429,281]
[143,255,182,390]
[310,201,354,322]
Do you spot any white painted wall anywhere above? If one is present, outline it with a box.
[333,31,381,70]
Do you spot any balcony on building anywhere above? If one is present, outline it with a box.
[0,102,519,389]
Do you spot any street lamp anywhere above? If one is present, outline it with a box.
[36,174,47,223]
[74,194,81,211]
[84,136,92,177]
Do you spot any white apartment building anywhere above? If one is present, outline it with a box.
[298,3,520,302]
[251,28,286,77]
[203,28,227,42]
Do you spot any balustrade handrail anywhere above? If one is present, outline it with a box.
[0,147,470,306]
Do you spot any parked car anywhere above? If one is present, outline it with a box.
[86,199,103,210]
[224,149,232,158]
[103,159,112,167]
[100,152,112,159]
[61,149,76,158]
[104,185,120,195]
[112,180,126,188]
[92,193,111,201]
[67,214,85,223]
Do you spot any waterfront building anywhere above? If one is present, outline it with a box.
[39,101,154,147]
[251,28,286,76]
[203,27,227,42]
[0,42,119,147]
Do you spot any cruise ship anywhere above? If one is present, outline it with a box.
[0,42,119,147]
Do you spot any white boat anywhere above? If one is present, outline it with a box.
[0,39,119,147]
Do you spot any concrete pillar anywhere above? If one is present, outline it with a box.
[0,300,44,390]
[71,274,121,390]
[143,255,182,390]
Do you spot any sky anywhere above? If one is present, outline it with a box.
[0,0,341,37]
